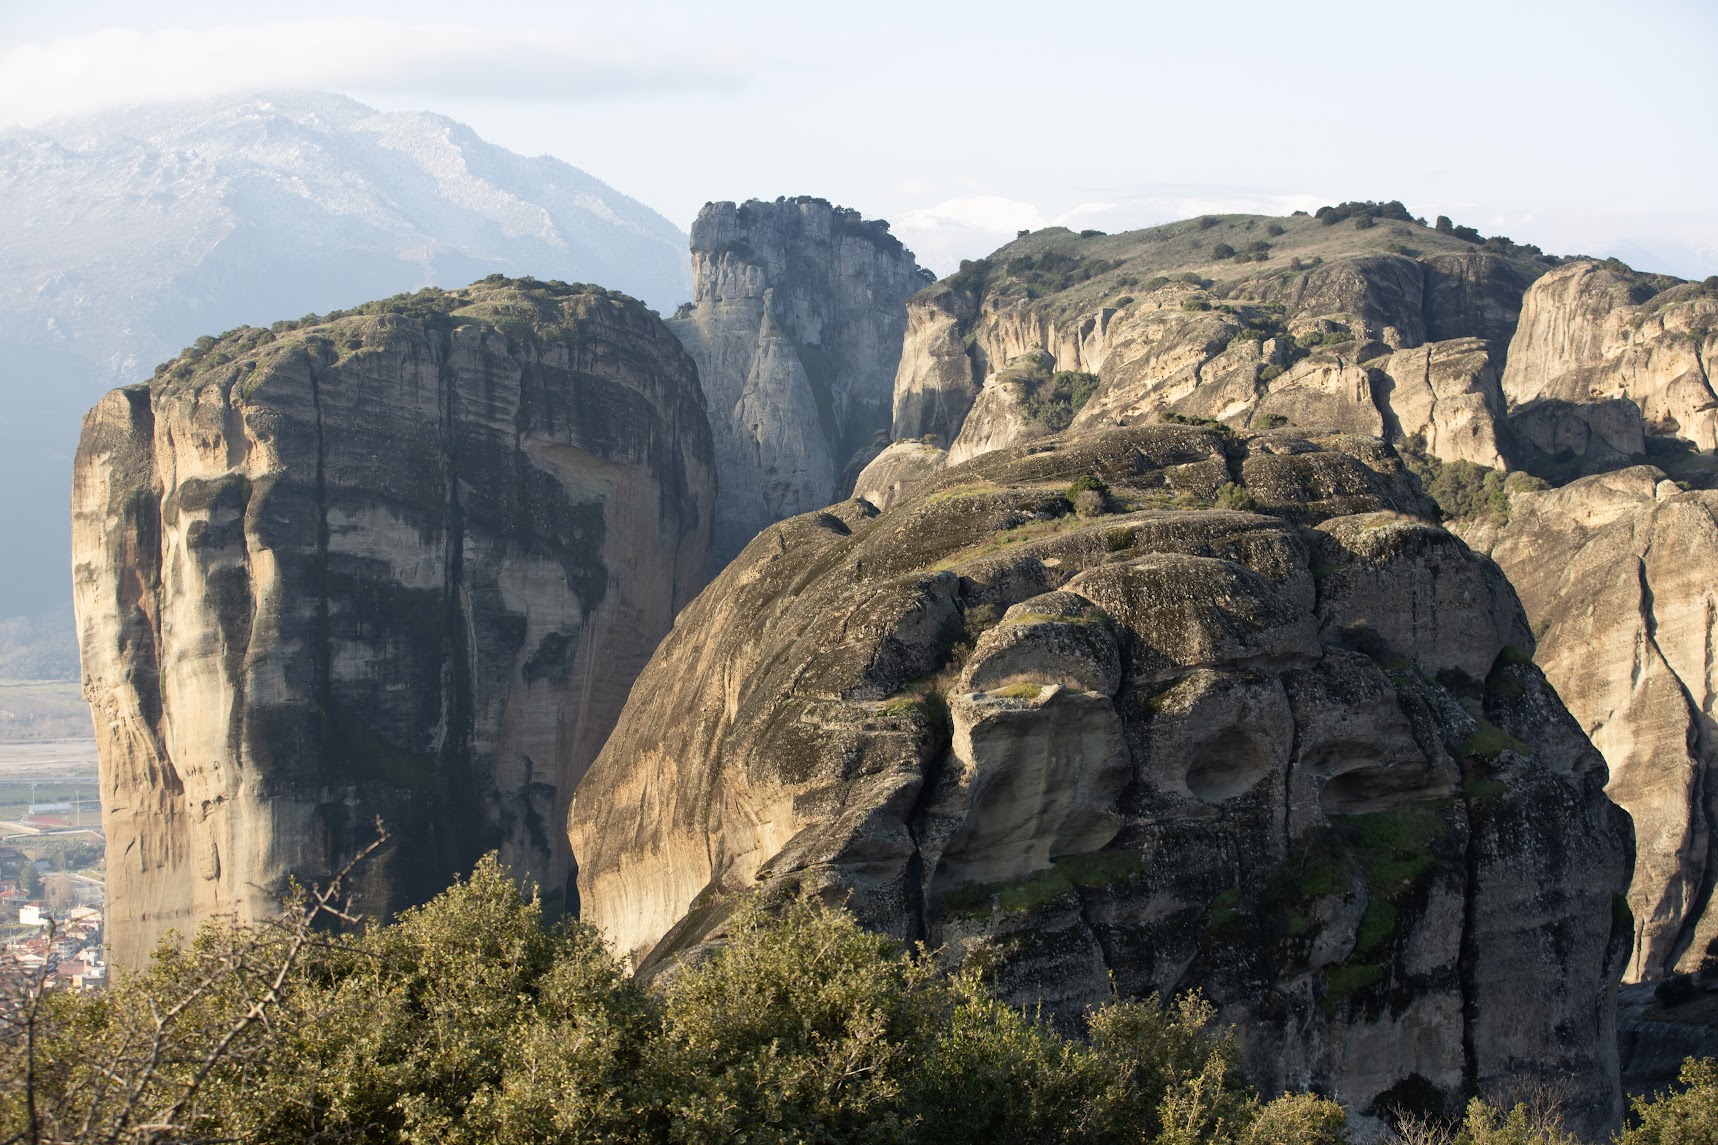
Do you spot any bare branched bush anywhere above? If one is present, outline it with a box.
[0,823,388,1145]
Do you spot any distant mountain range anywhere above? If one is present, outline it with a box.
[0,92,691,621]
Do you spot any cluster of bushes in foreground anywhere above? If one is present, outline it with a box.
[2,856,1713,1144]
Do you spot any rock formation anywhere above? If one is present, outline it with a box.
[668,197,931,569]
[571,424,1632,1136]
[1502,261,1718,454]
[1465,468,1718,982]
[74,278,714,966]
[889,217,1549,473]
[851,439,948,512]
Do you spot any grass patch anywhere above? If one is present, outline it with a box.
[1207,888,1242,933]
[1322,962,1385,1010]
[919,482,1006,506]
[988,683,1044,699]
[1459,718,1530,760]
[1353,898,1398,956]
[1464,777,1509,803]
[1338,806,1446,890]
[943,850,1146,917]
[929,514,1087,571]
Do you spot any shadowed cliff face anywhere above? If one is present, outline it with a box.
[1466,469,1718,983]
[570,425,1633,1138]
[73,280,713,967]
[668,197,930,569]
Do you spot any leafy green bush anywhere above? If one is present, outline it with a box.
[1434,215,1485,244]
[1067,474,1111,517]
[1619,1057,1718,1144]
[2,858,1372,1145]
[1401,444,1514,523]
[1014,367,1100,431]
[1316,200,1415,227]
[1295,331,1352,349]
[8,849,1715,1143]
[1214,482,1257,511]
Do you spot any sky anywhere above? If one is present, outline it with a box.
[2,0,1716,277]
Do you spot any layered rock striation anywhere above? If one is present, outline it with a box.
[571,424,1632,1135]
[74,279,714,966]
[1466,469,1718,982]
[668,197,931,569]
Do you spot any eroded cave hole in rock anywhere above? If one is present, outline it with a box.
[1184,728,1275,802]
[1318,763,1444,815]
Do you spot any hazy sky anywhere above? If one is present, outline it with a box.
[3,0,1715,276]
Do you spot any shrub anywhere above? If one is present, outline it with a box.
[1211,242,1237,259]
[1079,228,1106,237]
[1018,368,1100,431]
[1214,482,1257,511]
[1316,200,1414,227]
[1183,297,1212,311]
[1403,445,1513,523]
[1198,215,1220,229]
[1113,295,1135,307]
[1295,327,1354,349]
[1619,1057,1718,1144]
[1266,223,1286,236]
[12,857,1718,1144]
[947,258,993,294]
[1067,474,1111,517]
[1453,1096,1583,1144]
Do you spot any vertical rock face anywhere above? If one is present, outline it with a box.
[1468,469,1718,981]
[74,279,713,966]
[571,425,1632,1137]
[668,197,931,569]
[1502,261,1718,452]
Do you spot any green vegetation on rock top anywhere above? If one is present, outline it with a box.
[919,206,1560,323]
[148,275,656,391]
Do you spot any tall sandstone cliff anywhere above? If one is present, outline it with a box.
[74,279,713,966]
[1465,470,1718,982]
[1502,261,1718,457]
[889,215,1546,474]
[571,424,1632,1136]
[668,197,930,568]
